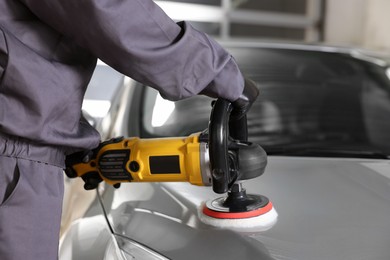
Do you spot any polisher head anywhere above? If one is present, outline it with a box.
[198,185,278,232]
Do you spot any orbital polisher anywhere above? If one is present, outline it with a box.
[65,98,277,230]
[198,99,277,230]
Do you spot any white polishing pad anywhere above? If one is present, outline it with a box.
[198,203,278,232]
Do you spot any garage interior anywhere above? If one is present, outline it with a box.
[155,0,390,52]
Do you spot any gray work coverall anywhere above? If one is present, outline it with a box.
[0,0,244,259]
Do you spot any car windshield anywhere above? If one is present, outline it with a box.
[141,46,390,159]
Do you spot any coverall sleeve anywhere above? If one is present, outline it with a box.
[20,0,244,101]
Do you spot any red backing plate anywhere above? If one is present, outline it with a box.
[202,201,274,219]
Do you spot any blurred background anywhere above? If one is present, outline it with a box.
[155,0,390,51]
[82,0,390,131]
[83,0,390,125]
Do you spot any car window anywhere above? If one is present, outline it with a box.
[140,47,390,158]
[142,88,212,137]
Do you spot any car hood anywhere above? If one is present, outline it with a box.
[104,156,390,260]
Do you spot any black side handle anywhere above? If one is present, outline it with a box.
[209,99,248,194]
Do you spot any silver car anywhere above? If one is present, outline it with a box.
[60,41,390,260]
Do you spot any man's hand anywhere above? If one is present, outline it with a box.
[65,150,103,190]
[231,78,259,120]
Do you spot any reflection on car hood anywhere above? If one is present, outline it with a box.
[250,157,390,260]
[106,157,390,260]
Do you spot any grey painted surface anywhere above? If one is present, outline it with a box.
[104,157,390,259]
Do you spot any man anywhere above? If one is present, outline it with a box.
[0,0,258,259]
